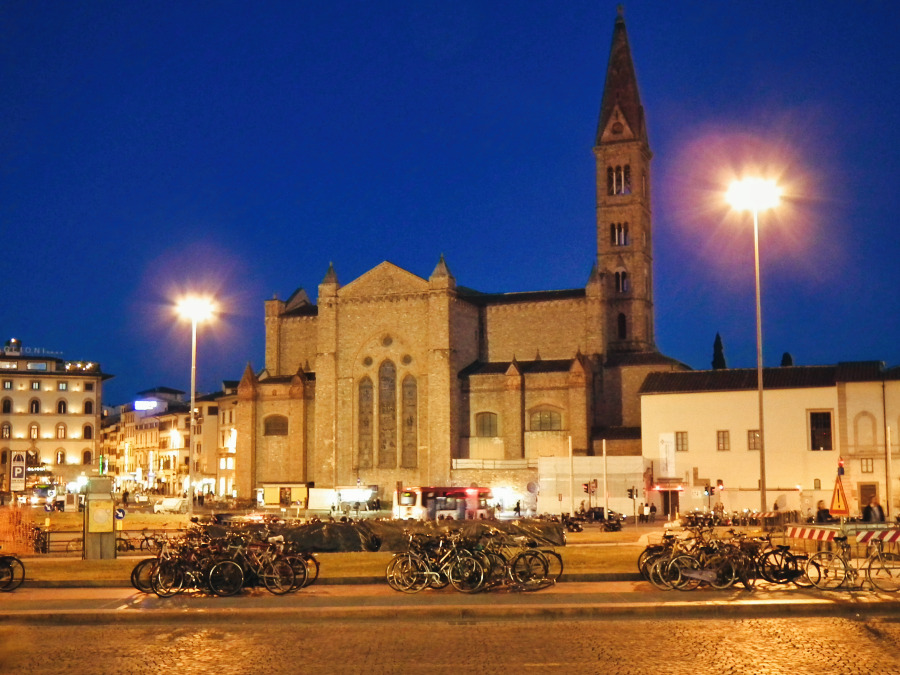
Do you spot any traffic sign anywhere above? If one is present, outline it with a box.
[830,477,850,517]
[10,452,25,491]
[114,508,126,520]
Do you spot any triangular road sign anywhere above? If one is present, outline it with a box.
[830,477,850,516]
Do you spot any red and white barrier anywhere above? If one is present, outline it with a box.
[785,527,837,541]
[856,529,900,544]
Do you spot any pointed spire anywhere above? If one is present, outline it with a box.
[322,262,338,285]
[429,253,456,289]
[431,253,453,279]
[596,8,646,144]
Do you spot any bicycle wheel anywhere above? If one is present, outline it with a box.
[669,555,702,591]
[151,560,185,598]
[541,549,564,583]
[262,559,295,595]
[648,557,676,591]
[116,537,133,553]
[707,555,737,590]
[387,554,429,594]
[302,553,320,587]
[807,551,848,590]
[0,557,25,592]
[447,554,485,593]
[508,550,548,585]
[867,554,900,593]
[130,558,156,593]
[790,554,815,588]
[208,560,244,597]
[285,555,309,591]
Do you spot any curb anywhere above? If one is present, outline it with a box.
[3,600,900,625]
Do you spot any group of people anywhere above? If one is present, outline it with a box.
[637,502,657,523]
[815,496,886,523]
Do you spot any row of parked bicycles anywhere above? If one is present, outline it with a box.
[639,527,900,592]
[130,526,319,597]
[386,528,562,593]
[0,546,25,592]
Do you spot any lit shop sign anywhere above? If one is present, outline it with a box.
[134,400,159,411]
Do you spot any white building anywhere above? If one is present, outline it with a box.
[639,362,900,518]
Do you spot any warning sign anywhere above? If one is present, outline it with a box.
[830,477,850,517]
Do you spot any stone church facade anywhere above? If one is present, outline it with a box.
[233,12,687,502]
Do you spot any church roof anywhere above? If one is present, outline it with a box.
[456,287,585,307]
[596,9,646,144]
[459,358,574,377]
[604,351,689,369]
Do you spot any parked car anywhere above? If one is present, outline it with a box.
[153,497,188,513]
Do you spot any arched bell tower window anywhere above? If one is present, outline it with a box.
[611,222,629,246]
[618,313,628,340]
[608,164,632,195]
[615,271,629,293]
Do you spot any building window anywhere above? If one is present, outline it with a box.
[2,380,10,390]
[608,164,632,195]
[31,381,40,390]
[675,431,688,452]
[717,430,730,451]
[530,409,562,431]
[378,360,397,469]
[861,458,874,474]
[83,424,93,440]
[84,400,93,415]
[1,398,10,414]
[30,424,39,440]
[814,479,821,490]
[615,270,629,293]
[56,424,66,439]
[56,450,65,464]
[611,222,629,246]
[85,382,94,392]
[400,375,417,469]
[263,415,288,436]
[82,451,92,465]
[58,382,67,391]
[29,399,40,414]
[748,430,760,451]
[617,313,627,340]
[1,423,10,439]
[358,376,374,469]
[475,412,499,438]
[57,400,67,414]
[810,411,833,450]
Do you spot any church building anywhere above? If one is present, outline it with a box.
[233,11,686,506]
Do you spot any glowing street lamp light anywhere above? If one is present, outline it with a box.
[727,178,781,514]
[176,296,216,516]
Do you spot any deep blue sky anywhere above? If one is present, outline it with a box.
[2,2,898,406]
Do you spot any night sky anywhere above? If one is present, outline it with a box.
[3,2,898,406]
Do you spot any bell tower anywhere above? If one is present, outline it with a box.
[594,8,655,353]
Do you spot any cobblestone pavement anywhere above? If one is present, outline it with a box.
[3,616,900,675]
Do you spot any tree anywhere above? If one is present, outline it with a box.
[711,332,727,370]
[780,352,794,367]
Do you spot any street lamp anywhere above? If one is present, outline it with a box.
[176,296,216,517]
[727,178,781,514]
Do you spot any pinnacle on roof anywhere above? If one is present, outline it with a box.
[322,262,338,285]
[430,254,454,280]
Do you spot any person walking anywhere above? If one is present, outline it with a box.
[643,502,651,523]
[514,501,522,517]
[815,499,833,523]
[649,503,657,523]
[863,496,885,522]
[637,503,645,523]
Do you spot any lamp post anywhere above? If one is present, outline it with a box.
[727,178,781,514]
[176,296,215,517]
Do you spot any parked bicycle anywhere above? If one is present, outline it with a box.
[807,535,900,591]
[0,546,25,592]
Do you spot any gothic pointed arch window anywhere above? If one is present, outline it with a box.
[615,270,629,293]
[618,313,627,340]
[378,360,397,468]
[607,167,615,195]
[400,375,417,468]
[358,376,374,469]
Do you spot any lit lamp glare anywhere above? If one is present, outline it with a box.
[176,295,216,516]
[727,177,780,514]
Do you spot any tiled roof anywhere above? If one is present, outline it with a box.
[456,287,585,307]
[604,350,690,369]
[459,358,574,377]
[638,361,898,394]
